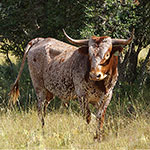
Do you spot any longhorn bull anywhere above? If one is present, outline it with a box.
[10,29,133,141]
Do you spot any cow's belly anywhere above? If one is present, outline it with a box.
[45,82,76,101]
[43,70,76,101]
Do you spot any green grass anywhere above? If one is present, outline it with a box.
[0,108,150,150]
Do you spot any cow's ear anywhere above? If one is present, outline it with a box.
[78,46,89,55]
[112,46,123,56]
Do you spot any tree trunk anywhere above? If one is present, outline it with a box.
[118,42,143,84]
[6,51,14,77]
[118,42,133,82]
[126,43,142,84]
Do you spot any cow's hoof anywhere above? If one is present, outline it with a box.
[41,118,45,128]
[94,135,102,142]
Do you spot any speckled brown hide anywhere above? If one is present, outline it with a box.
[28,37,119,142]
[27,38,77,127]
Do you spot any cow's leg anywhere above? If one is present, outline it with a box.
[86,104,91,124]
[43,90,53,117]
[94,91,112,142]
[63,101,70,108]
[78,96,91,124]
[75,84,91,124]
[94,107,107,142]
[36,89,47,128]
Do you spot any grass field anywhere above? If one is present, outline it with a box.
[0,47,150,149]
[0,108,150,150]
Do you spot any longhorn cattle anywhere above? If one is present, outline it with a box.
[10,30,133,142]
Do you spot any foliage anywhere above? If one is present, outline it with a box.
[81,0,137,38]
[134,0,150,47]
[0,0,150,48]
[0,0,87,58]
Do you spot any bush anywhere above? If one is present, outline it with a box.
[0,60,36,111]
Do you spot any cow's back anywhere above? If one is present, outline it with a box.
[27,38,77,93]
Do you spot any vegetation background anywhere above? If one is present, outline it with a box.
[0,0,150,149]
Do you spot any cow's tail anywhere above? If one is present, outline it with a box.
[9,38,44,105]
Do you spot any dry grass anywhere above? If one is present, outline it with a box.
[0,108,150,150]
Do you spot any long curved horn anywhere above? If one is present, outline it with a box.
[63,29,89,46]
[112,29,134,45]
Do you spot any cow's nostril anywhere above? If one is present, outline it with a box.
[97,74,101,78]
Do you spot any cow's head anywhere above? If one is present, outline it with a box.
[63,29,134,81]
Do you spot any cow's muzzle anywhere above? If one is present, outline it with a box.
[89,71,107,81]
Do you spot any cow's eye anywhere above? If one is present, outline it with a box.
[105,53,110,60]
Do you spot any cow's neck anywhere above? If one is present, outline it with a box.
[104,69,118,92]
